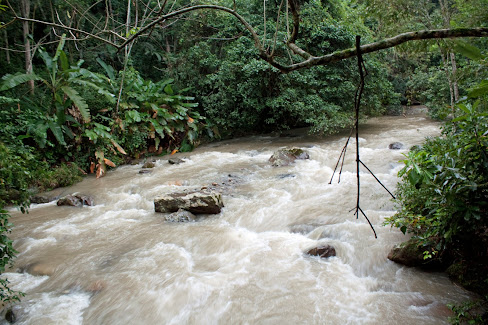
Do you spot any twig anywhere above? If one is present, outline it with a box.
[329,127,354,184]
[359,160,396,199]
[353,35,377,238]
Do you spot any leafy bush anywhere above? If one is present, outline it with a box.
[386,100,488,252]
[171,0,398,136]
[0,143,28,304]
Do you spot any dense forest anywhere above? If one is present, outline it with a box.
[1,0,488,322]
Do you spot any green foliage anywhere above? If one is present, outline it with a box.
[170,0,398,136]
[33,163,84,192]
[0,143,28,304]
[386,98,488,252]
[448,298,488,325]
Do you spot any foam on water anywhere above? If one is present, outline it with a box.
[6,113,473,324]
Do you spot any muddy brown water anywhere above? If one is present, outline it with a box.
[3,111,474,324]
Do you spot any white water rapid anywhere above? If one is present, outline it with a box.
[3,111,474,324]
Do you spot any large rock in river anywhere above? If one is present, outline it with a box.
[154,190,224,214]
[388,238,445,270]
[269,148,310,167]
[306,245,336,258]
[57,194,94,207]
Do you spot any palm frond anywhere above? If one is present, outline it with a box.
[0,73,43,91]
[61,86,91,123]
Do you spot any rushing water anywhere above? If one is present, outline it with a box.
[3,110,474,324]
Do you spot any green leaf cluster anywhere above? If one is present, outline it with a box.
[386,98,488,255]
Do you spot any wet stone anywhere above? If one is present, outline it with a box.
[154,190,224,214]
[269,148,310,167]
[57,194,94,207]
[165,209,196,222]
[142,161,156,168]
[306,245,336,258]
[139,169,152,174]
[168,158,185,165]
[22,262,56,276]
[5,308,15,324]
[388,142,404,150]
[277,173,296,179]
[30,194,58,204]
[289,224,317,234]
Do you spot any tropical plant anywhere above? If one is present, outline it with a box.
[0,143,29,305]
[386,98,488,260]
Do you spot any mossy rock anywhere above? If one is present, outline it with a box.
[388,238,445,270]
[269,148,310,167]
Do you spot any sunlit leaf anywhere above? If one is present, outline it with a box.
[104,158,116,167]
[110,140,127,155]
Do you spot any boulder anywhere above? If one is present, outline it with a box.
[165,209,196,222]
[306,245,336,258]
[77,195,94,206]
[57,195,83,207]
[168,158,185,165]
[388,142,404,150]
[154,190,224,214]
[5,308,15,324]
[387,238,445,270]
[388,240,425,267]
[57,194,94,207]
[30,194,58,204]
[269,148,310,167]
[139,169,152,174]
[24,262,56,276]
[142,161,156,168]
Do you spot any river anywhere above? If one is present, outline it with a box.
[3,110,474,324]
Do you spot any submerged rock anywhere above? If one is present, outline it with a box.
[86,280,107,293]
[388,142,404,150]
[289,224,317,234]
[139,169,152,174]
[168,158,185,165]
[165,209,196,222]
[277,173,296,179]
[142,161,156,168]
[388,238,444,269]
[388,240,424,267]
[30,194,58,204]
[57,194,94,207]
[269,148,310,167]
[306,245,336,258]
[154,190,224,214]
[5,308,15,323]
[22,262,56,276]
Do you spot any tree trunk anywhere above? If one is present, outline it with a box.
[450,51,460,103]
[441,49,455,109]
[3,29,10,64]
[20,0,34,93]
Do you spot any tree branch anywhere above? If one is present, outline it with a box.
[13,16,119,48]
[279,27,488,72]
